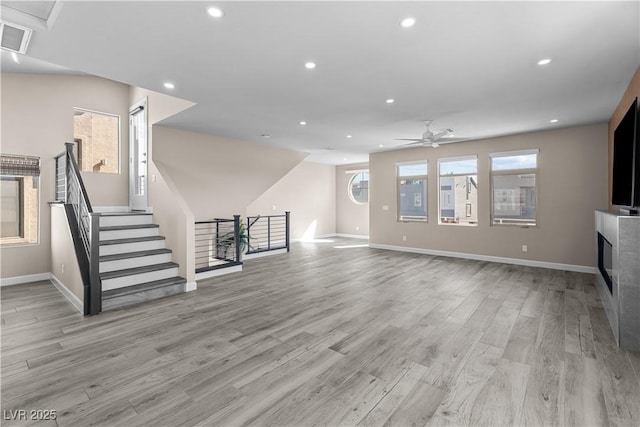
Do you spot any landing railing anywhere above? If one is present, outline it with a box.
[195,215,243,273]
[246,212,290,255]
[54,143,101,315]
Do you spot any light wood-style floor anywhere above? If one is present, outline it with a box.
[2,238,639,427]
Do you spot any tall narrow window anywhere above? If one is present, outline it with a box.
[0,154,39,245]
[397,162,427,221]
[438,156,478,225]
[73,109,119,173]
[491,150,538,226]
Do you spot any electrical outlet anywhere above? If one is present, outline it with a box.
[356,226,359,231]
[382,205,389,211]
[403,235,407,241]
[522,245,528,252]
[61,263,65,274]
[272,205,276,211]
[151,174,156,182]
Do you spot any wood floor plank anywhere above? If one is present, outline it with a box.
[428,343,504,426]
[502,314,541,366]
[480,306,519,349]
[469,358,530,426]
[564,352,610,427]
[521,312,566,426]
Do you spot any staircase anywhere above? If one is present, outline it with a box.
[98,212,186,311]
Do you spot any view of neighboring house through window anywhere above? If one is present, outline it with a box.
[491,150,538,226]
[0,154,40,245]
[73,109,119,173]
[397,162,427,221]
[349,171,369,204]
[439,156,478,225]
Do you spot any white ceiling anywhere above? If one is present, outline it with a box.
[2,1,639,164]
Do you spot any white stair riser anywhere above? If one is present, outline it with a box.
[100,228,159,241]
[100,240,165,256]
[102,267,180,291]
[100,215,153,227]
[100,253,172,273]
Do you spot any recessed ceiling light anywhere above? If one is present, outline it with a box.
[163,82,175,89]
[537,58,552,66]
[299,121,307,125]
[401,17,416,28]
[11,52,19,64]
[207,7,224,18]
[261,134,271,138]
[379,144,384,148]
[304,62,316,69]
[343,158,348,161]
[386,98,395,104]
[550,119,559,123]
[346,135,353,138]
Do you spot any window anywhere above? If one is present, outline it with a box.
[491,150,538,226]
[397,162,427,221]
[0,154,39,245]
[349,171,369,204]
[73,109,119,173]
[438,156,478,225]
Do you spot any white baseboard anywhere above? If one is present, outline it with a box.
[0,272,51,287]
[196,264,242,282]
[243,248,288,260]
[369,243,597,274]
[185,281,197,292]
[335,233,369,240]
[50,274,83,313]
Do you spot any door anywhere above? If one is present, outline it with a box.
[129,98,148,211]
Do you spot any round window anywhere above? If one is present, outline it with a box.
[349,172,369,204]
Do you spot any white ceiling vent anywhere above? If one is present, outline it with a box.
[0,21,33,54]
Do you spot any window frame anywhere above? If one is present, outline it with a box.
[438,155,478,226]
[490,149,539,227]
[397,161,428,222]
[347,170,369,205]
[0,177,24,239]
[73,107,121,174]
[0,154,40,246]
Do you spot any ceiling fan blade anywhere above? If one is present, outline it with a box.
[437,137,468,144]
[395,138,426,142]
[401,141,427,146]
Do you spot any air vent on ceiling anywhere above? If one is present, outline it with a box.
[0,21,32,54]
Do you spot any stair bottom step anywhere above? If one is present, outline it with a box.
[102,277,186,311]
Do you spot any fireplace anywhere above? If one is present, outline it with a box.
[597,232,613,294]
[594,210,640,351]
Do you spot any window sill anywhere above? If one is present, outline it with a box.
[0,238,39,248]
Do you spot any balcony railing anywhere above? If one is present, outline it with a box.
[195,215,243,273]
[246,212,290,255]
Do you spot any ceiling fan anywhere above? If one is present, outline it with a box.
[395,120,465,148]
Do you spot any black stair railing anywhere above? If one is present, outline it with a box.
[194,215,243,273]
[54,143,101,315]
[246,211,290,255]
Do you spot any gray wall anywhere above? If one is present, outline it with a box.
[369,123,609,268]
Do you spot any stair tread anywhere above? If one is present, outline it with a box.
[99,212,153,216]
[102,276,186,299]
[100,235,165,245]
[100,248,172,262]
[100,224,159,231]
[100,262,179,279]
